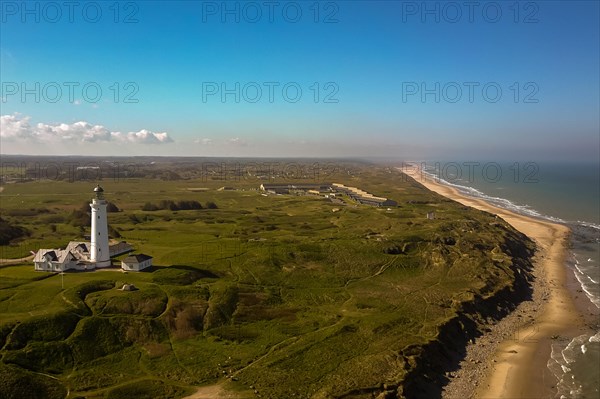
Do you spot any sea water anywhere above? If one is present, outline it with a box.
[413,161,599,399]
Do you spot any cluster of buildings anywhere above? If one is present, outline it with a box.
[259,183,331,195]
[259,182,397,207]
[330,183,397,207]
[33,185,152,273]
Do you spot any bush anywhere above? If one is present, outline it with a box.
[5,312,81,350]
[106,379,190,399]
[176,200,202,210]
[142,200,202,211]
[70,210,89,227]
[162,299,206,340]
[0,217,28,245]
[203,285,238,330]
[108,225,122,238]
[69,317,125,364]
[206,201,218,209]
[106,202,120,213]
[0,323,16,349]
[88,287,167,317]
[41,214,66,224]
[3,208,50,217]
[0,363,67,399]
[3,341,74,374]
[142,202,159,211]
[152,267,214,286]
[159,200,179,211]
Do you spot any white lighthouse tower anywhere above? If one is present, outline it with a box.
[90,185,111,267]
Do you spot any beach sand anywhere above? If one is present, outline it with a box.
[403,166,597,399]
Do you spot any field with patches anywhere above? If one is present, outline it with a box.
[0,160,534,398]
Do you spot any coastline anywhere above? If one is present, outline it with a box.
[403,167,598,399]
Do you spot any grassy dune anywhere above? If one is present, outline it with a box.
[0,164,534,398]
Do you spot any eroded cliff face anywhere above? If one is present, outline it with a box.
[399,226,536,399]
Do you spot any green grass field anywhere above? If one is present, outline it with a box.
[0,163,534,398]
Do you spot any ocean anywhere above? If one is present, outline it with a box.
[413,161,600,399]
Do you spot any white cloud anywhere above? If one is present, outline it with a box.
[0,113,32,139]
[0,114,173,145]
[115,129,173,144]
[194,138,213,145]
[226,137,248,146]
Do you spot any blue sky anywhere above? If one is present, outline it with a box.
[1,0,598,160]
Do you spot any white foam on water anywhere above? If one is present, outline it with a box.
[577,221,600,231]
[571,255,600,309]
[548,334,600,399]
[589,332,600,343]
[418,168,568,224]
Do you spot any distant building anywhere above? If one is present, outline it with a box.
[121,254,153,271]
[259,183,332,195]
[259,182,396,207]
[331,183,397,207]
[356,196,398,207]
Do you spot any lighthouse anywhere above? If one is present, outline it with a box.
[89,185,111,267]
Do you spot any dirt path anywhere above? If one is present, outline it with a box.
[0,254,34,265]
[181,383,241,399]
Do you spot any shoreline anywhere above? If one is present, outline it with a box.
[402,167,599,399]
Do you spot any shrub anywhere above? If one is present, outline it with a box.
[159,200,179,211]
[89,287,167,317]
[69,317,124,364]
[5,312,81,350]
[203,285,238,330]
[106,379,190,399]
[176,200,202,210]
[3,341,74,374]
[70,210,89,227]
[0,363,67,399]
[152,267,214,286]
[106,202,120,213]
[108,225,121,238]
[142,202,159,211]
[0,217,28,245]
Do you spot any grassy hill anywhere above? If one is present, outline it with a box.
[0,162,534,398]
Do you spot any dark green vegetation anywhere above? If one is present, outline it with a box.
[0,159,534,398]
[0,217,29,246]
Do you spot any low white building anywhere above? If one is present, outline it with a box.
[33,242,93,272]
[121,254,153,271]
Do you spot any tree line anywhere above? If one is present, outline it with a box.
[141,200,218,211]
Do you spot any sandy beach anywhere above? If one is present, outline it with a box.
[403,166,597,399]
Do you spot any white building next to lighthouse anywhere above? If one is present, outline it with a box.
[33,185,148,272]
